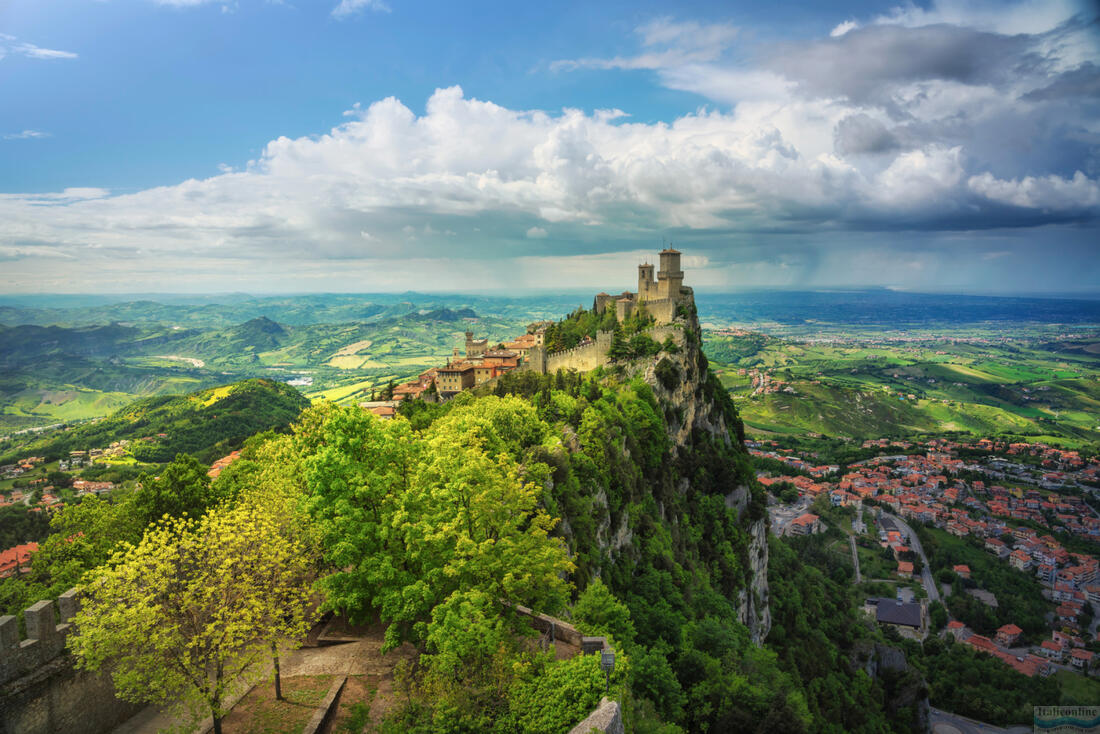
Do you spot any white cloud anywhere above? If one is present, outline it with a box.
[968,170,1100,210]
[0,34,77,61]
[2,83,1091,286]
[331,0,390,19]
[3,130,51,140]
[830,20,859,37]
[552,17,737,72]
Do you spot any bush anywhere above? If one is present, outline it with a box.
[655,358,679,391]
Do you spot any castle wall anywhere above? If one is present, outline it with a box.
[524,326,684,375]
[0,589,142,734]
[645,299,677,325]
[544,331,612,374]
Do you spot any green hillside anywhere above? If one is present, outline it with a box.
[0,306,536,430]
[705,330,1100,445]
[0,378,310,464]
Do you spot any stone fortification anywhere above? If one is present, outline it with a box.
[0,588,80,686]
[0,589,141,734]
[596,248,693,326]
[523,323,685,377]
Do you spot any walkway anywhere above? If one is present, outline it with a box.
[882,511,939,603]
[849,536,862,584]
[112,621,416,734]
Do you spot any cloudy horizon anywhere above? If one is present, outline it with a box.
[1,0,1098,295]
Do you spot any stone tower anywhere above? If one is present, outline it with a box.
[637,262,656,301]
[657,248,683,301]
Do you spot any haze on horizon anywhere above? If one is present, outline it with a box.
[1,0,1098,296]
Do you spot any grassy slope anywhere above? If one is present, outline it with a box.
[0,378,310,464]
[0,308,535,428]
[705,331,1100,445]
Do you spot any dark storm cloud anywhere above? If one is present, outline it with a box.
[1022,61,1100,100]
[770,23,1046,109]
[833,114,900,155]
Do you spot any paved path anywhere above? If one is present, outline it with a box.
[883,512,939,603]
[112,633,416,734]
[849,536,862,584]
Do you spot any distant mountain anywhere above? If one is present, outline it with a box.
[410,307,478,322]
[0,323,192,367]
[0,378,310,465]
[224,317,287,350]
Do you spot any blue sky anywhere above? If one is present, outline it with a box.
[1,0,1098,294]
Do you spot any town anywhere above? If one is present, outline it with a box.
[760,434,1100,680]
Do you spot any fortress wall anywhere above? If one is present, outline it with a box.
[544,331,612,374]
[0,590,142,734]
[525,325,683,376]
[645,298,678,325]
[647,324,685,346]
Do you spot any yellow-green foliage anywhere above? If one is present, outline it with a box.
[68,504,316,731]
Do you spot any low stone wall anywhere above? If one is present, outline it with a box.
[510,605,620,733]
[0,589,142,734]
[568,697,624,734]
[510,604,611,655]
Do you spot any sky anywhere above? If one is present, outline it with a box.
[0,0,1098,295]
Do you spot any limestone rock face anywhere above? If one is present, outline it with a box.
[633,315,772,645]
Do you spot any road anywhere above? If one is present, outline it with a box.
[849,536,862,583]
[929,707,1030,734]
[882,511,939,603]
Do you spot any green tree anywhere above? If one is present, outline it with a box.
[46,470,73,488]
[68,504,315,734]
[129,453,217,525]
[573,578,636,648]
[305,399,573,659]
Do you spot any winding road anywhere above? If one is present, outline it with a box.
[881,511,939,603]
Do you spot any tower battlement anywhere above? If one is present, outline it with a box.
[593,247,693,324]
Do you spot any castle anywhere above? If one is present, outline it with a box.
[523,247,692,375]
[359,248,693,410]
[593,248,692,325]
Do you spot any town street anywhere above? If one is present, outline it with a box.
[930,707,1031,734]
[881,511,940,603]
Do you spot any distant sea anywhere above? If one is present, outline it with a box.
[694,290,1100,327]
[2,289,1099,329]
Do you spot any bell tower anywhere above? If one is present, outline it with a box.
[637,262,655,300]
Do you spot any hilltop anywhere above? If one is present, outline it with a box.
[0,378,310,465]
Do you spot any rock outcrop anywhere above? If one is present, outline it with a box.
[633,314,771,644]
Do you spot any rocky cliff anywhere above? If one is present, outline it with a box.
[625,316,771,644]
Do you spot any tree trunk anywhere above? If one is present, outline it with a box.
[272,641,282,700]
[212,710,223,734]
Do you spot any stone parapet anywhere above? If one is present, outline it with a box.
[0,588,80,687]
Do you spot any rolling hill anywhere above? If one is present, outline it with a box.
[0,378,310,465]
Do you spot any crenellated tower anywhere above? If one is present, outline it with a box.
[657,248,683,301]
